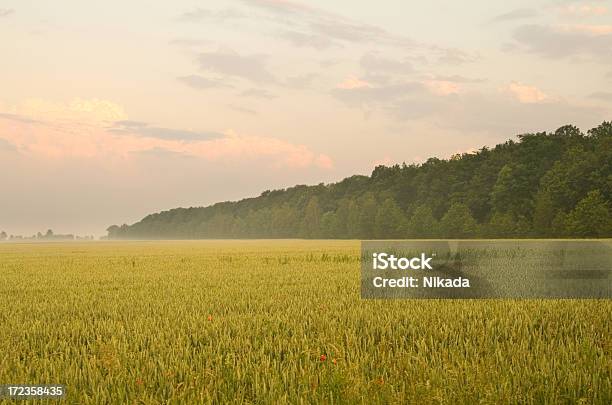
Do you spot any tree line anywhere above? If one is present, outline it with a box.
[107,123,612,239]
[0,229,95,241]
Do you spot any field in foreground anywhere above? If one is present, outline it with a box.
[0,241,610,404]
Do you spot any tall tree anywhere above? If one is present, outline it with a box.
[406,205,438,238]
[439,203,478,239]
[374,198,405,239]
[565,190,612,237]
[486,212,516,238]
[346,200,361,238]
[358,192,378,239]
[532,191,555,236]
[491,163,533,219]
[320,212,339,238]
[300,196,321,238]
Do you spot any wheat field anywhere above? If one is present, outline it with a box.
[0,240,610,404]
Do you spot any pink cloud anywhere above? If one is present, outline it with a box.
[558,4,608,16]
[336,75,372,89]
[315,154,334,169]
[373,156,393,167]
[424,80,461,96]
[0,98,333,170]
[185,130,333,169]
[558,24,612,35]
[501,81,548,104]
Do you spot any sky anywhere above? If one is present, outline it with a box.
[1,0,611,236]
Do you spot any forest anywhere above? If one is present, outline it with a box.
[107,122,612,239]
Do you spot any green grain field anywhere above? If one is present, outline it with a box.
[1,241,610,404]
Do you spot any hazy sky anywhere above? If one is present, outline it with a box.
[1,0,611,236]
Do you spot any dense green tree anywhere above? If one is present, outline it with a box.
[439,203,478,239]
[532,191,555,236]
[551,212,568,237]
[486,212,516,238]
[106,225,120,238]
[588,121,612,138]
[357,192,378,239]
[374,198,405,239]
[270,204,298,237]
[207,213,235,238]
[320,212,339,238]
[406,205,438,238]
[333,199,351,237]
[231,216,246,237]
[300,197,321,238]
[565,190,612,237]
[491,163,533,218]
[345,200,361,238]
[539,145,604,212]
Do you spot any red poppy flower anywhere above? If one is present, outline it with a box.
[320,354,327,362]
